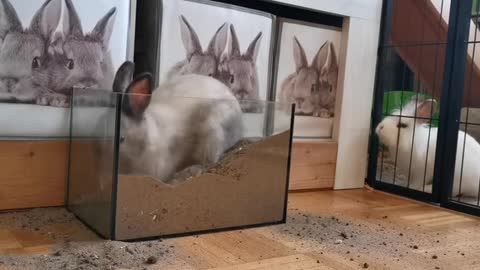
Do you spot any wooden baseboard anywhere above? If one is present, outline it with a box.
[0,141,68,210]
[0,139,336,208]
[289,141,337,190]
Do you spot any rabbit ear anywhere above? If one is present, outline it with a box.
[63,0,83,38]
[293,36,307,72]
[245,32,262,62]
[313,41,338,76]
[416,99,437,120]
[180,15,202,61]
[91,7,117,48]
[229,24,241,57]
[123,73,153,118]
[207,22,228,60]
[113,61,135,93]
[0,0,22,41]
[29,0,62,40]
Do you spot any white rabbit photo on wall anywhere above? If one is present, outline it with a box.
[0,0,133,107]
[159,0,274,114]
[275,19,342,139]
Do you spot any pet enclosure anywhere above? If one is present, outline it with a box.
[67,88,294,240]
[368,0,480,216]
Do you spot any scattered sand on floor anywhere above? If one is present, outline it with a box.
[255,206,478,270]
[0,208,179,270]
[376,152,480,204]
[1,204,479,270]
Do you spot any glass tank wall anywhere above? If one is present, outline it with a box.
[68,89,294,240]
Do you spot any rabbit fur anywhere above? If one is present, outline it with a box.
[113,61,243,184]
[279,37,338,118]
[217,25,263,113]
[167,15,228,80]
[376,97,480,197]
[0,0,62,105]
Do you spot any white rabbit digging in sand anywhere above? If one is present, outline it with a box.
[376,97,480,197]
[113,61,243,184]
[279,37,338,118]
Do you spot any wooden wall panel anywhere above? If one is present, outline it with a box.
[0,141,68,210]
[289,142,337,190]
[0,140,337,207]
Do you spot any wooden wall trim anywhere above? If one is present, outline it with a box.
[289,141,337,190]
[0,141,68,210]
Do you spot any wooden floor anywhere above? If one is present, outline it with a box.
[1,188,480,269]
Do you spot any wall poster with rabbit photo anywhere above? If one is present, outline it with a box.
[0,0,135,108]
[274,19,342,139]
[158,0,275,114]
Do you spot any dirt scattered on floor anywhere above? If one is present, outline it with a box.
[1,197,478,269]
[0,208,178,270]
[254,207,476,270]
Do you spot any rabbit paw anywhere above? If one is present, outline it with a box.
[36,93,70,107]
[170,165,205,185]
[313,108,332,118]
[240,101,264,113]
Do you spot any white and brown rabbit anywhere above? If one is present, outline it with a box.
[113,61,243,184]
[217,25,262,113]
[279,37,338,118]
[376,97,480,197]
[0,0,62,104]
[36,0,116,105]
[167,15,228,79]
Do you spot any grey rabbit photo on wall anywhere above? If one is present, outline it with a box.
[168,15,264,113]
[217,24,263,113]
[279,36,338,118]
[167,15,228,79]
[0,0,117,107]
[0,0,62,105]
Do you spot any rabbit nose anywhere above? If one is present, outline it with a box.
[376,124,384,134]
[236,89,249,99]
[3,77,18,90]
[295,98,305,106]
[76,79,98,89]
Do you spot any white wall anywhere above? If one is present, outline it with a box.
[269,0,382,21]
[272,0,383,189]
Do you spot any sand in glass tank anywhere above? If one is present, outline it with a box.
[115,131,290,240]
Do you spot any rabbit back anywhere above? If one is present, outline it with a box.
[378,111,480,197]
[452,131,480,198]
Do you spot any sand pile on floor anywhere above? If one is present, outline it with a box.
[255,207,465,270]
[0,208,179,270]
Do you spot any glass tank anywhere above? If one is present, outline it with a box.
[67,88,294,240]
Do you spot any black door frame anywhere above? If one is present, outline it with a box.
[367,0,480,216]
